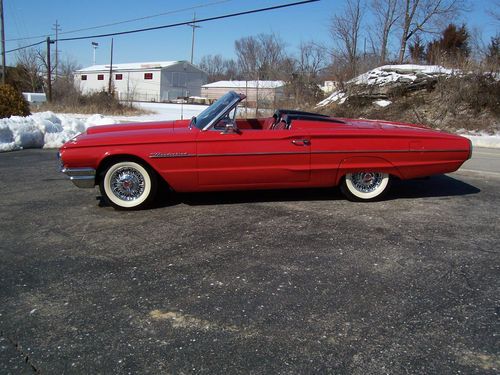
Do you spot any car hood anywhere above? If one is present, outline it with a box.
[85,120,188,135]
[62,120,193,148]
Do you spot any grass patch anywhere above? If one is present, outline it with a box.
[35,91,148,116]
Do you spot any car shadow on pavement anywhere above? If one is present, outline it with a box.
[159,187,344,207]
[158,174,479,207]
[387,174,480,200]
[96,174,480,209]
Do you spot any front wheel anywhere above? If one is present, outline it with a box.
[340,172,390,202]
[99,161,157,210]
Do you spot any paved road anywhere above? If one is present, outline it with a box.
[461,147,500,176]
[0,149,499,374]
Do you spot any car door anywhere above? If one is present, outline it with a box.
[196,128,311,188]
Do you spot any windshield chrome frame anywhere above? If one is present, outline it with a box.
[201,92,246,131]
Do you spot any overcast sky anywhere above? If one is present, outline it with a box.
[4,0,498,68]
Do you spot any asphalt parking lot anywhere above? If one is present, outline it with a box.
[0,149,499,374]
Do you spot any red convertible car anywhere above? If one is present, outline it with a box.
[59,91,471,209]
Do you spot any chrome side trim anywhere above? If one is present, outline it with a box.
[196,149,470,158]
[62,168,96,188]
[198,151,309,157]
[311,149,469,154]
[149,152,193,158]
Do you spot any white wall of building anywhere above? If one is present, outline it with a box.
[75,61,207,102]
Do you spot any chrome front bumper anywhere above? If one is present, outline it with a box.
[61,167,96,188]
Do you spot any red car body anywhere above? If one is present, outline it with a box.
[59,91,471,209]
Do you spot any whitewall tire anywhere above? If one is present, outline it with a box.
[341,172,390,202]
[100,161,157,210]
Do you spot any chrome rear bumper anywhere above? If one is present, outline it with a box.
[61,167,96,188]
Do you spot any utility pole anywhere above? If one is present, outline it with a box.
[0,0,6,84]
[52,20,61,79]
[108,38,114,95]
[187,13,200,64]
[46,37,54,102]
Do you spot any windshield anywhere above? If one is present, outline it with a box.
[192,91,244,130]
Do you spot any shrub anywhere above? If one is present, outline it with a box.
[0,84,31,118]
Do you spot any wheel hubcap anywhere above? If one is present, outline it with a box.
[110,167,145,201]
[351,172,383,193]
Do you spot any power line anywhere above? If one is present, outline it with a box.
[6,0,320,55]
[57,0,320,41]
[5,0,233,42]
[6,40,45,54]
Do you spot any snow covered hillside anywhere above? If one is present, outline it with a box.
[318,65,456,107]
[0,102,207,153]
[315,64,500,148]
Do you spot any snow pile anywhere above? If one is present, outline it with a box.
[317,64,456,107]
[0,112,117,152]
[461,132,500,149]
[354,64,454,86]
[0,102,209,153]
[374,99,392,107]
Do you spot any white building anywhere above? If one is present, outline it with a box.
[75,61,208,102]
[320,80,339,93]
[201,80,285,106]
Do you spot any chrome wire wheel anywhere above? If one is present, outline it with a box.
[342,172,390,201]
[110,167,145,201]
[101,161,156,209]
[350,172,384,193]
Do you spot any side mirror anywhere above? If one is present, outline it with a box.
[221,123,240,134]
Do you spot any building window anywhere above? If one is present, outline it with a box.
[115,74,123,80]
[144,73,153,80]
[81,75,87,80]
[97,74,104,80]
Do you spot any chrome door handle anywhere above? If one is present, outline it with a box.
[292,139,310,146]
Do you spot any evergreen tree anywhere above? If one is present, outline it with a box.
[409,35,426,63]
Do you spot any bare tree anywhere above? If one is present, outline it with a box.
[282,43,327,107]
[223,59,239,80]
[198,54,226,82]
[371,0,400,63]
[14,47,44,92]
[487,0,500,22]
[330,0,363,77]
[297,41,326,78]
[234,33,285,80]
[235,36,261,79]
[53,57,81,103]
[397,0,467,63]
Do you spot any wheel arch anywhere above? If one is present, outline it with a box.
[335,156,403,185]
[96,153,168,187]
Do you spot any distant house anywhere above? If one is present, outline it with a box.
[201,80,285,106]
[75,61,208,102]
[321,80,338,93]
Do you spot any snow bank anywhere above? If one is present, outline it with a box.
[0,112,117,152]
[0,102,208,153]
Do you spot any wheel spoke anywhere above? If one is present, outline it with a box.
[110,167,145,201]
[351,172,383,193]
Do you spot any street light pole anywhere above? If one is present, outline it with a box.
[91,42,98,65]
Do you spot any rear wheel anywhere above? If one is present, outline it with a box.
[99,161,157,210]
[340,172,390,202]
